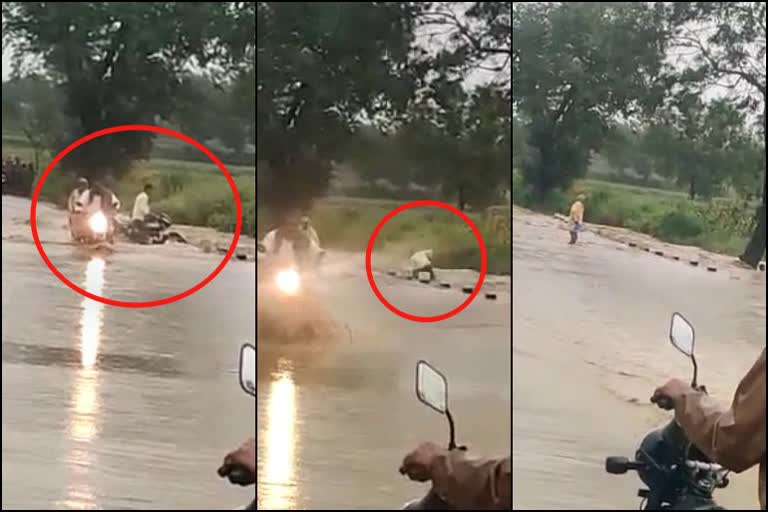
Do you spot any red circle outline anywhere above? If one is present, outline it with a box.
[29,124,242,308]
[365,200,487,322]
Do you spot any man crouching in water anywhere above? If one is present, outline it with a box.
[401,444,510,509]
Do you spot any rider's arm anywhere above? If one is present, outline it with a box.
[675,349,766,473]
[308,226,320,247]
[431,452,511,510]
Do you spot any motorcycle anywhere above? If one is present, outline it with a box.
[69,209,115,245]
[227,342,256,510]
[115,211,186,245]
[401,361,461,511]
[605,313,729,510]
[257,243,302,297]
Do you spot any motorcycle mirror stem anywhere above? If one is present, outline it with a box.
[690,354,699,389]
[445,409,463,451]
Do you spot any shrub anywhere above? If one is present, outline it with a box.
[656,209,707,242]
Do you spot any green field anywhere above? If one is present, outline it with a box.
[513,171,756,256]
[3,135,256,236]
[258,198,511,274]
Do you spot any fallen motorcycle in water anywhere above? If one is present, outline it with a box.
[605,313,729,510]
[115,211,187,245]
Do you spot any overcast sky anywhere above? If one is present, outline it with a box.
[2,47,12,81]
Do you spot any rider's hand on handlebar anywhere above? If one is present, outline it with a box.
[400,441,445,482]
[218,437,256,486]
[651,378,690,410]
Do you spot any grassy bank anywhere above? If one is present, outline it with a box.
[513,171,754,256]
[258,197,511,274]
[3,137,256,236]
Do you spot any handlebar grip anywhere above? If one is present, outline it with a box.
[227,466,254,486]
[652,395,675,410]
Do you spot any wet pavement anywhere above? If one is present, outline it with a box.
[256,253,511,510]
[513,206,765,510]
[2,196,256,510]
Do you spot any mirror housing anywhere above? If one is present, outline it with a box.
[416,360,448,414]
[669,313,699,387]
[669,312,695,357]
[239,343,256,397]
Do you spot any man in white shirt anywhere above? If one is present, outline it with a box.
[132,183,152,222]
[67,177,91,241]
[410,249,435,281]
[67,177,90,213]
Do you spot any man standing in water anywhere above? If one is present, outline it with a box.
[568,193,586,244]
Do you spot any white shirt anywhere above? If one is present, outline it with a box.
[260,229,278,254]
[410,249,433,269]
[132,191,150,221]
[303,225,321,248]
[68,188,90,213]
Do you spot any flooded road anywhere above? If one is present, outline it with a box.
[2,196,256,510]
[513,207,765,510]
[257,254,511,510]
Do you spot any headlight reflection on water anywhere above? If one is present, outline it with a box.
[59,256,107,510]
[259,359,298,510]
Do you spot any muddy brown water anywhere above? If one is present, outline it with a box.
[256,252,511,510]
[513,208,764,510]
[2,196,256,510]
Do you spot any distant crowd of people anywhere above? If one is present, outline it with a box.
[2,155,36,194]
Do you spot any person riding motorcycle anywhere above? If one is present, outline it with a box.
[299,216,320,248]
[67,177,90,213]
[273,220,312,264]
[67,177,92,241]
[400,442,511,510]
[652,348,766,510]
[88,180,121,215]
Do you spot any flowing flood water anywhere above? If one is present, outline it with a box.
[512,207,765,510]
[256,253,511,510]
[2,196,256,510]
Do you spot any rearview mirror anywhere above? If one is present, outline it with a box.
[416,360,448,414]
[239,343,256,396]
[669,313,695,357]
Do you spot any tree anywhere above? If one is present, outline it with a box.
[513,2,672,196]
[2,76,67,173]
[3,2,254,178]
[512,115,527,171]
[257,2,430,218]
[406,84,509,209]
[669,2,766,265]
[420,2,511,87]
[644,96,751,199]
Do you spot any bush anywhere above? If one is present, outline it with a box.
[656,209,707,242]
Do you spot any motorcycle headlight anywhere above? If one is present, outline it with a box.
[88,211,109,234]
[275,269,301,295]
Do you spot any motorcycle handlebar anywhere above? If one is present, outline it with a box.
[226,466,255,486]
